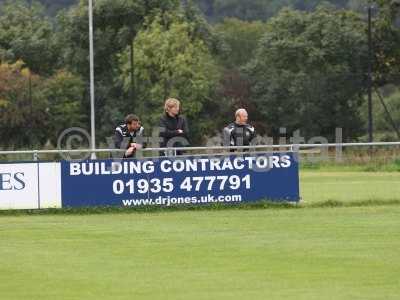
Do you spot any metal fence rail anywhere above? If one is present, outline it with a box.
[0,142,399,161]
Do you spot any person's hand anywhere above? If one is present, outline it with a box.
[131,143,142,150]
[125,147,135,156]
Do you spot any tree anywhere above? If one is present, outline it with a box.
[215,18,267,68]
[56,0,180,142]
[0,60,88,148]
[371,0,400,86]
[120,11,220,143]
[0,0,58,75]
[42,70,86,144]
[0,61,48,147]
[193,0,358,22]
[360,86,400,141]
[211,18,267,132]
[0,0,78,16]
[244,6,369,140]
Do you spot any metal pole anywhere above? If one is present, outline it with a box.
[29,0,33,147]
[130,39,135,108]
[89,0,96,159]
[367,5,373,143]
[33,150,38,161]
[2,142,400,158]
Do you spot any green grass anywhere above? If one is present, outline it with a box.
[1,169,400,299]
[301,171,400,204]
[0,206,399,300]
[1,170,399,217]
[300,158,400,172]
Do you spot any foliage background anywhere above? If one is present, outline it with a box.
[0,0,399,148]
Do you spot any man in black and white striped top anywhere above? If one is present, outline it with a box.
[114,114,144,158]
[223,109,256,150]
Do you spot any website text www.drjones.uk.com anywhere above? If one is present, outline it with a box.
[122,194,242,207]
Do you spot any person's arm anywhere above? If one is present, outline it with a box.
[249,126,256,144]
[132,127,145,149]
[114,128,132,158]
[182,116,189,136]
[178,116,190,147]
[159,117,180,138]
[114,128,124,149]
[223,126,234,146]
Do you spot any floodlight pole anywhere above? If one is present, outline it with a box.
[89,0,96,159]
[367,5,373,143]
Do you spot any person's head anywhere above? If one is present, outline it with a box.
[125,114,141,132]
[164,98,180,117]
[235,108,248,125]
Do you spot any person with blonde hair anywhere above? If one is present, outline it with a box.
[159,98,189,155]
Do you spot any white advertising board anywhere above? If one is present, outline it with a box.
[0,162,61,210]
[38,162,62,209]
[0,163,39,210]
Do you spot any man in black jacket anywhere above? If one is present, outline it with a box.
[223,109,256,150]
[159,98,189,156]
[114,114,144,158]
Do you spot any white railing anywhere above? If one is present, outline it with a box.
[0,142,399,161]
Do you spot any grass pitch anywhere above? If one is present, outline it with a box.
[301,171,400,204]
[0,171,399,300]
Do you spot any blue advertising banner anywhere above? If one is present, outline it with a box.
[61,152,300,208]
